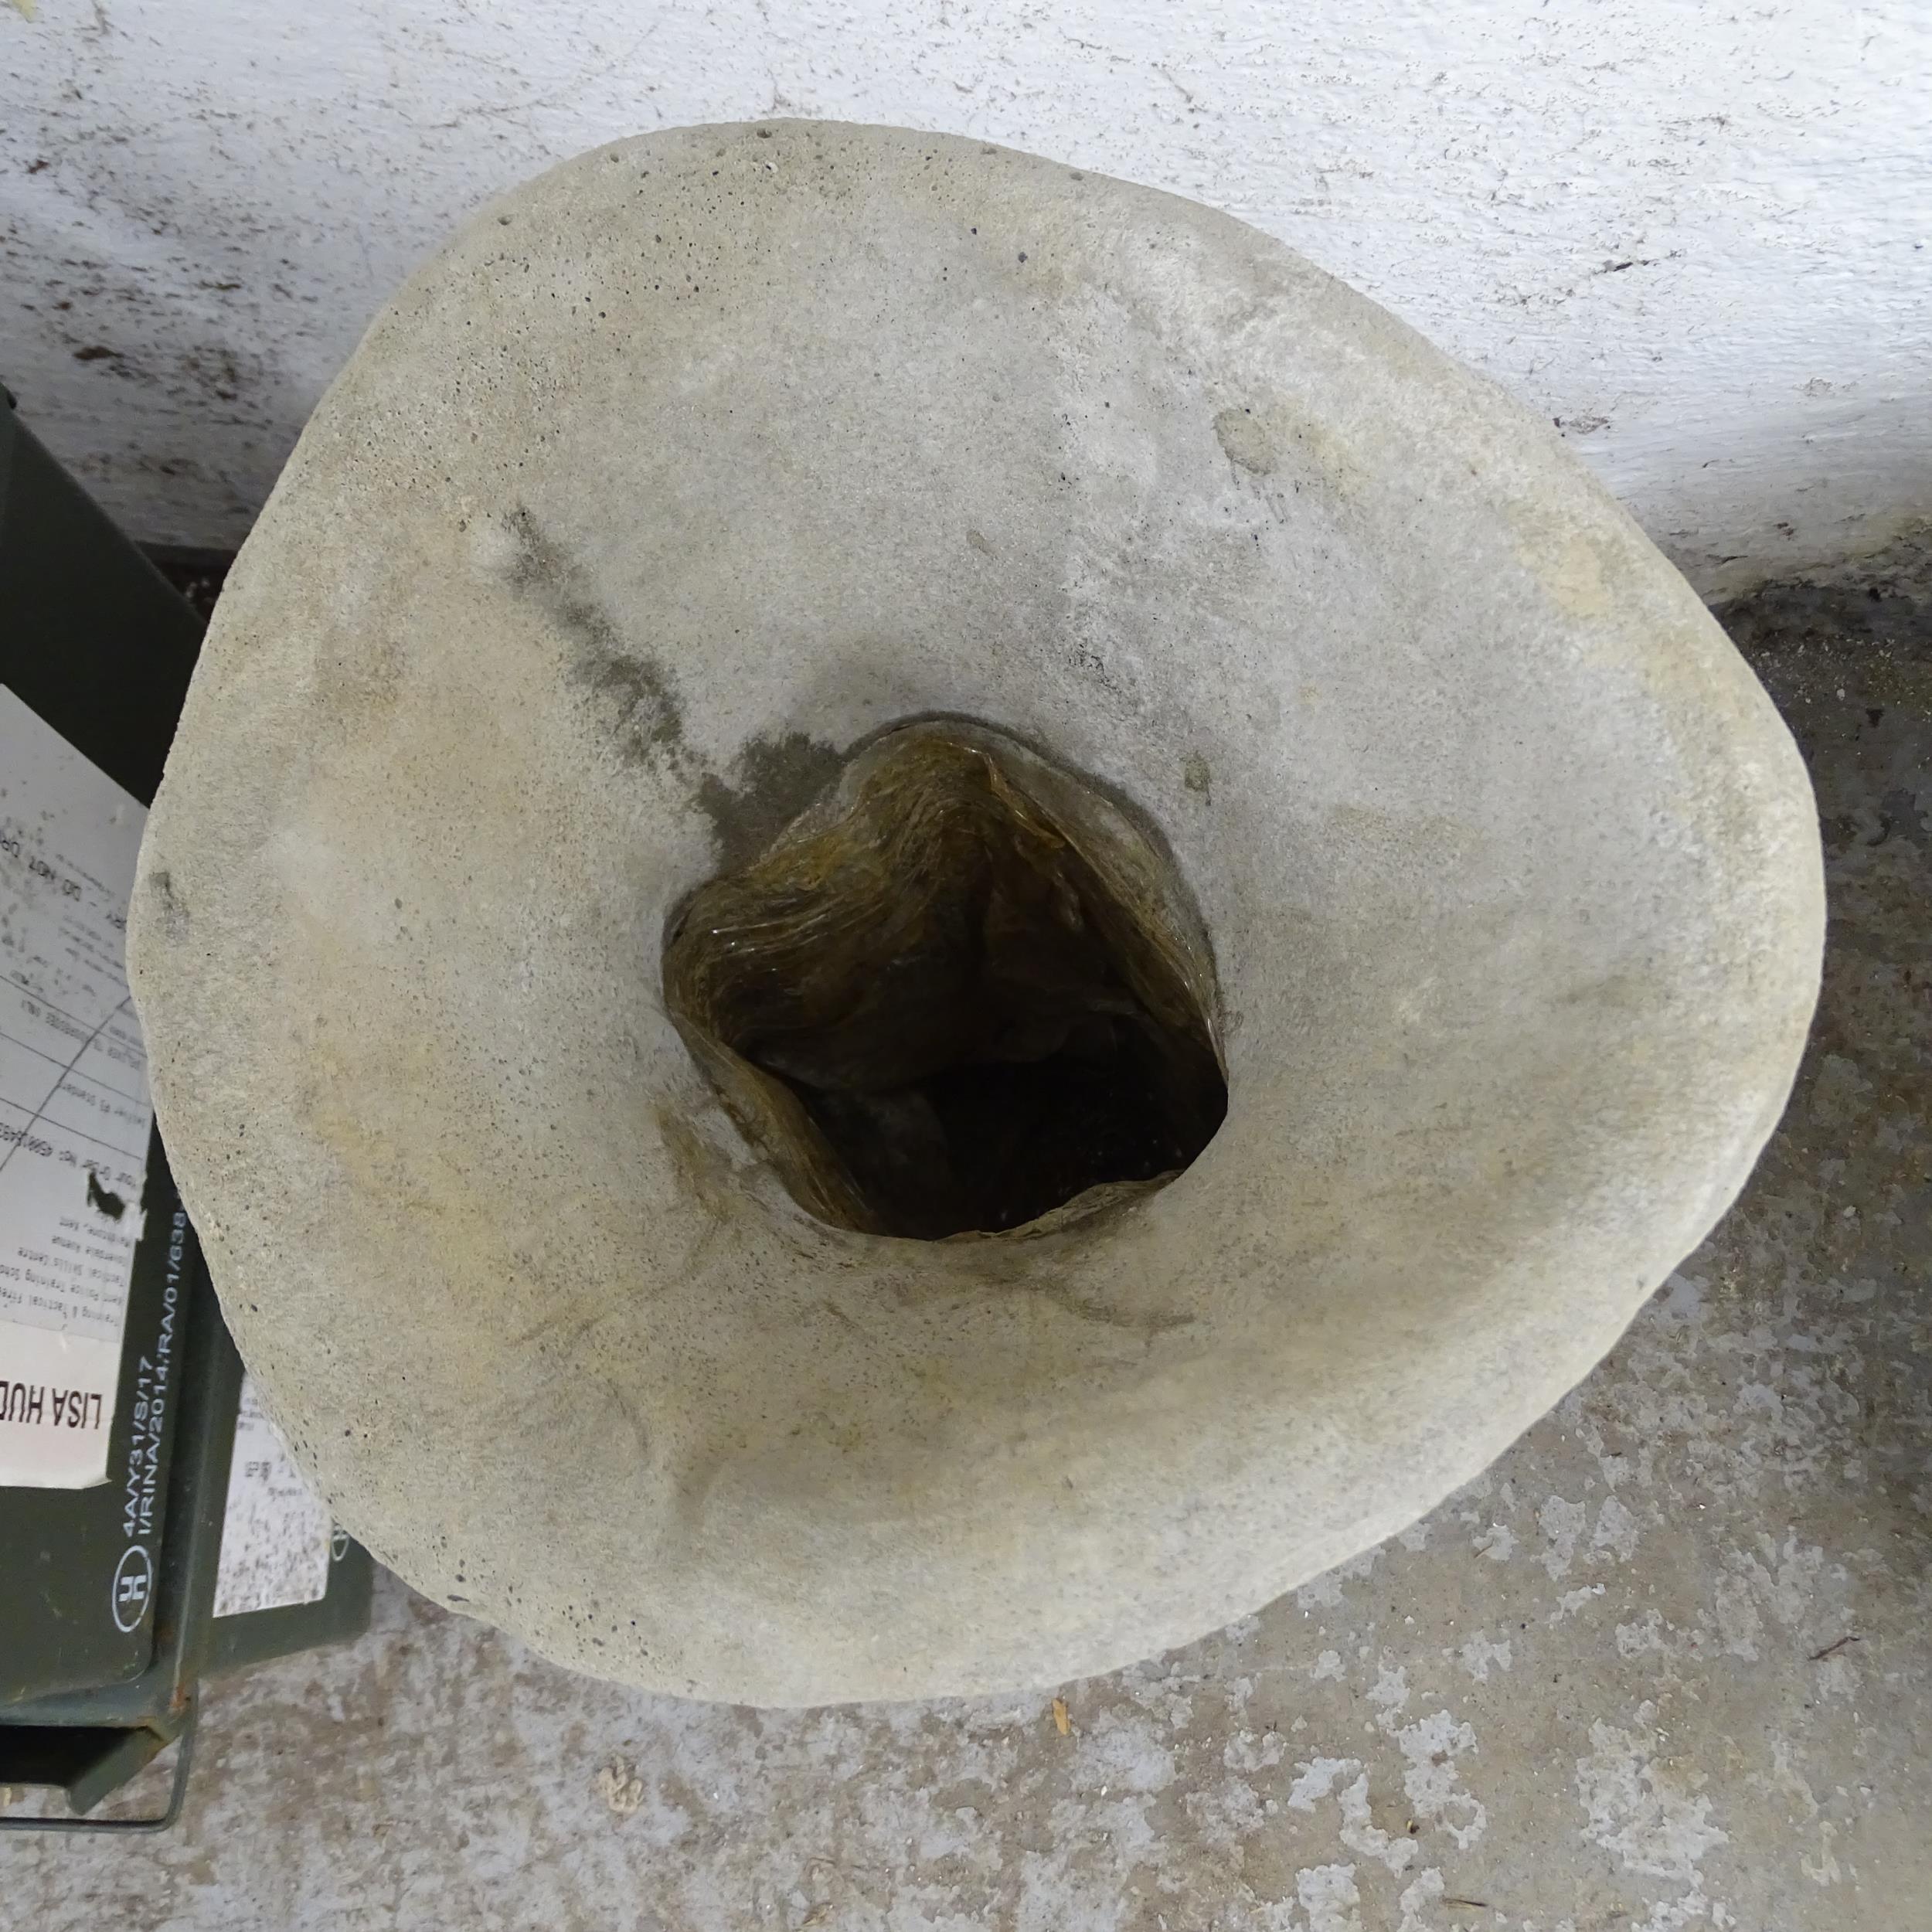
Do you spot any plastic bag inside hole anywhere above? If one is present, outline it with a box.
[664,722,1227,1240]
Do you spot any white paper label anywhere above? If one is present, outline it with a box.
[0,686,153,1490]
[213,1374,335,1617]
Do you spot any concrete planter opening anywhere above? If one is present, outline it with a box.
[663,720,1228,1241]
[128,121,1823,1705]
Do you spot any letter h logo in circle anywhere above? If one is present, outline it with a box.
[111,1544,154,1633]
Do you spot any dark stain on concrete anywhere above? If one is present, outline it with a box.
[1714,532,1932,717]
[501,505,690,772]
[148,865,189,943]
[692,728,844,870]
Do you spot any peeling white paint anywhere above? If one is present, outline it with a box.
[1396,1867,1447,1932]
[1,1,1927,586]
[1294,1862,1364,1932]
[1591,1494,1642,1562]
[1287,1756,1362,1813]
[1390,1708,1487,1852]
[1472,1521,1519,1563]
[1224,1729,1287,1774]
[1285,1754,1423,1879]
[1549,1584,1607,1623]
[1455,1631,1514,1682]
[1616,1610,1668,1658]
[1539,1495,1590,1578]
[1333,1772,1417,1877]
[1575,1712,1728,1886]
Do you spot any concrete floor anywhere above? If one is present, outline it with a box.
[5,553,1929,1930]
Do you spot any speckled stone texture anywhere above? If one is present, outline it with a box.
[9,553,1924,1928]
[125,121,1820,1704]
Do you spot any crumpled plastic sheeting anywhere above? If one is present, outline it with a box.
[664,723,1227,1239]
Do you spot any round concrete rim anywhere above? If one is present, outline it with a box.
[128,120,1823,1704]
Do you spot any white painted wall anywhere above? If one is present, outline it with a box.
[2,0,1927,594]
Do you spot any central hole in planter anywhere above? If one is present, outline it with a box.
[664,723,1227,1240]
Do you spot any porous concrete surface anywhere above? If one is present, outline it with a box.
[124,122,1822,1706]
[5,563,1927,1928]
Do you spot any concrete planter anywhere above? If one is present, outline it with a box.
[128,122,1822,1705]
